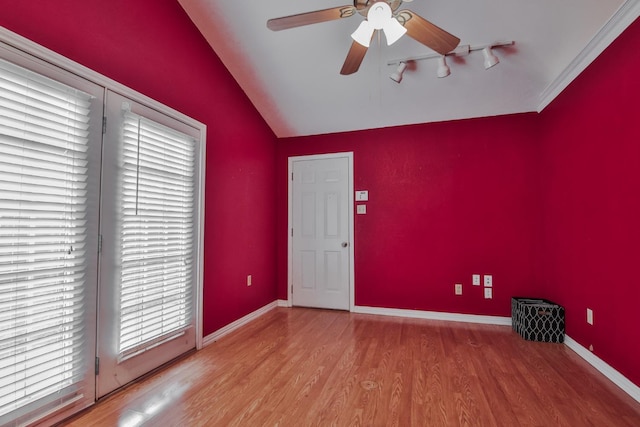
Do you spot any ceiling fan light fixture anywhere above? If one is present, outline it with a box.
[482,46,499,69]
[382,18,407,46]
[353,1,406,47]
[351,20,374,47]
[436,56,450,78]
[390,62,407,83]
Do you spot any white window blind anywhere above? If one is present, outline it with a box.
[117,111,196,360]
[0,58,93,422]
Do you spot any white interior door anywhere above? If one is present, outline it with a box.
[290,154,353,310]
[96,91,199,398]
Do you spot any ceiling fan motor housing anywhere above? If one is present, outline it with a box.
[355,0,403,16]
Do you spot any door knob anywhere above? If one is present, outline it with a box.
[341,242,348,248]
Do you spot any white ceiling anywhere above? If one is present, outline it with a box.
[177,0,638,138]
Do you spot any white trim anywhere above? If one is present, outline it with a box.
[564,335,640,404]
[201,301,279,347]
[352,305,513,326]
[287,152,355,311]
[538,0,640,110]
[277,299,290,307]
[195,128,207,350]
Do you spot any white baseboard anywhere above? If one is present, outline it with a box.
[277,299,290,307]
[352,305,512,326]
[564,335,640,404]
[202,301,278,347]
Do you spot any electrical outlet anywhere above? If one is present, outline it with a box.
[484,288,493,299]
[455,284,463,295]
[484,275,492,287]
[472,274,480,286]
[587,308,593,325]
[247,275,252,287]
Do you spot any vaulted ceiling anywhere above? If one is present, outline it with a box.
[177,0,638,138]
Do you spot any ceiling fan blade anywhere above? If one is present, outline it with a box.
[397,10,460,55]
[267,6,356,31]
[340,40,369,75]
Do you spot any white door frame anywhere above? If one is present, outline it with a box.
[287,152,355,311]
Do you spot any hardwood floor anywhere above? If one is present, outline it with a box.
[60,307,640,426]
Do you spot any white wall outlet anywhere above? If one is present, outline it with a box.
[455,284,463,295]
[355,190,369,201]
[484,275,493,287]
[472,274,480,286]
[484,288,493,299]
[587,308,593,325]
[357,204,367,214]
[247,275,252,286]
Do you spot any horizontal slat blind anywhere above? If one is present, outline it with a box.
[0,58,92,421]
[118,111,196,359]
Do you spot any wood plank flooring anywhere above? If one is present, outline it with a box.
[60,307,640,426]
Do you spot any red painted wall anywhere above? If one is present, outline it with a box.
[0,0,278,335]
[538,19,640,386]
[276,114,543,317]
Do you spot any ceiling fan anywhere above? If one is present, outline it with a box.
[267,0,460,75]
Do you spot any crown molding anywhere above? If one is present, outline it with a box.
[538,0,640,110]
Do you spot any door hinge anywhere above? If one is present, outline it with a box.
[291,285,293,295]
[291,228,293,237]
[102,116,107,134]
[291,172,293,181]
[98,234,103,253]
[95,357,100,375]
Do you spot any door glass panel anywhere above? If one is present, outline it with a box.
[96,91,198,398]
[0,55,101,426]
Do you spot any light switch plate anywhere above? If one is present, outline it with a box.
[455,284,463,295]
[484,275,493,287]
[357,204,367,214]
[355,190,369,201]
[484,288,493,299]
[472,274,480,286]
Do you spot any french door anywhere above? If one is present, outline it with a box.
[0,34,203,424]
[96,91,199,398]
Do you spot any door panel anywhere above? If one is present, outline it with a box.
[291,156,351,310]
[96,91,198,398]
[0,48,103,426]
